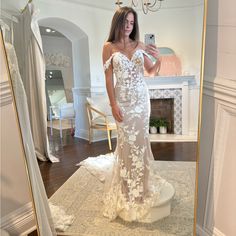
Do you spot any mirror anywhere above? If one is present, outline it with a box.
[0,29,38,235]
[2,0,207,235]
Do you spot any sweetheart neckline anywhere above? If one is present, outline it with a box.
[112,49,144,62]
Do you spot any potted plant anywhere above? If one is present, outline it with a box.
[149,117,159,134]
[158,118,168,134]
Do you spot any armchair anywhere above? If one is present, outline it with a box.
[49,103,75,138]
[86,96,117,150]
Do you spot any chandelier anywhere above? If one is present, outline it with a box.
[115,0,164,14]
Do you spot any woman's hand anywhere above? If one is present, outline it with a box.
[111,104,123,122]
[145,44,160,60]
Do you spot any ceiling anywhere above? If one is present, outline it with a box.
[1,0,204,15]
[40,26,66,37]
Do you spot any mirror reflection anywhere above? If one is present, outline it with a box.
[0,29,38,236]
[1,0,205,235]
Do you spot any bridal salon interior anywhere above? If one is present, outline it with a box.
[1,0,235,235]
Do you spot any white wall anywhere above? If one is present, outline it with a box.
[140,4,203,82]
[197,0,236,235]
[35,0,204,87]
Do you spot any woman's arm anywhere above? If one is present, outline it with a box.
[102,43,123,122]
[140,42,161,76]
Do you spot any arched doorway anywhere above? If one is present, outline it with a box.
[38,17,91,138]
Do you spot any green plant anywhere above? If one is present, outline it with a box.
[149,117,159,128]
[158,118,168,127]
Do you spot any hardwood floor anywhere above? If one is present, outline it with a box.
[38,128,197,198]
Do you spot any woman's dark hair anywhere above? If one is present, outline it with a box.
[107,7,139,43]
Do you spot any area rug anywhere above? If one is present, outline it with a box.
[49,159,196,236]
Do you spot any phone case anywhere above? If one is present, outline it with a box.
[145,34,155,45]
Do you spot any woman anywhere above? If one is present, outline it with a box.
[101,6,168,222]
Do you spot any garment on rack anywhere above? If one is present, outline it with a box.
[22,3,58,162]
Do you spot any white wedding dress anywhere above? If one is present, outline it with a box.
[79,49,173,222]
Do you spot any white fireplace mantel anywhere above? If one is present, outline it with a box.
[145,75,196,88]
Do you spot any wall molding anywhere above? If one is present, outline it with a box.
[0,80,12,106]
[75,128,117,142]
[197,224,226,236]
[203,75,236,105]
[72,86,106,97]
[203,102,236,235]
[0,202,35,235]
[197,224,211,236]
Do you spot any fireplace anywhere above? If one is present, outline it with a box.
[150,98,174,133]
[149,88,182,134]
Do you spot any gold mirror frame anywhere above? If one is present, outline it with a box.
[194,0,208,235]
[1,0,208,234]
[0,29,40,235]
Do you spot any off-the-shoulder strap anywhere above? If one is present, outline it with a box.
[103,54,114,72]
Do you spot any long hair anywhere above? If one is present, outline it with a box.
[107,7,139,43]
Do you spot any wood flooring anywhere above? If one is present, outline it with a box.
[38,129,197,198]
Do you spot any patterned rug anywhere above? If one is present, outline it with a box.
[49,159,196,236]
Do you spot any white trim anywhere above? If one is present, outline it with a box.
[0,80,12,106]
[0,202,35,235]
[196,224,211,236]
[213,228,226,236]
[203,102,236,234]
[19,225,37,236]
[197,224,226,236]
[72,86,106,97]
[75,128,117,142]
[203,75,236,104]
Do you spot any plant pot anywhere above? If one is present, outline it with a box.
[159,126,167,134]
[150,126,157,134]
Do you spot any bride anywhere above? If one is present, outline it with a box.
[80,6,173,222]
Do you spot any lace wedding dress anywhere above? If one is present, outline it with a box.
[79,49,173,222]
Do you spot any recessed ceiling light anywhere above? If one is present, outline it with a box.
[46,28,51,33]
[49,71,53,74]
[49,75,52,78]
[51,30,55,33]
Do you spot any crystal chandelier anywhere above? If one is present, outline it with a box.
[115,0,164,14]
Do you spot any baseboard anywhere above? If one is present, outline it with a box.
[0,202,36,235]
[19,225,37,236]
[75,128,117,142]
[213,228,226,236]
[196,224,210,236]
[196,224,226,236]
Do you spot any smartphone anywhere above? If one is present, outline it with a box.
[145,34,155,45]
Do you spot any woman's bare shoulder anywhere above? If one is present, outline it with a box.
[103,42,115,62]
[103,42,114,51]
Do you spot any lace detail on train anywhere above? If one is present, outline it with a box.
[83,49,168,222]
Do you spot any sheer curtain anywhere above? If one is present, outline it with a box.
[21,2,58,162]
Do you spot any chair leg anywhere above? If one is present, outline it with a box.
[59,119,62,138]
[89,128,92,144]
[50,107,53,136]
[107,129,112,150]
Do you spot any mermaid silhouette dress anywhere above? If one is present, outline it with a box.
[97,49,174,222]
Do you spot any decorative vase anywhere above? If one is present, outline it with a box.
[159,126,167,134]
[150,126,157,134]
